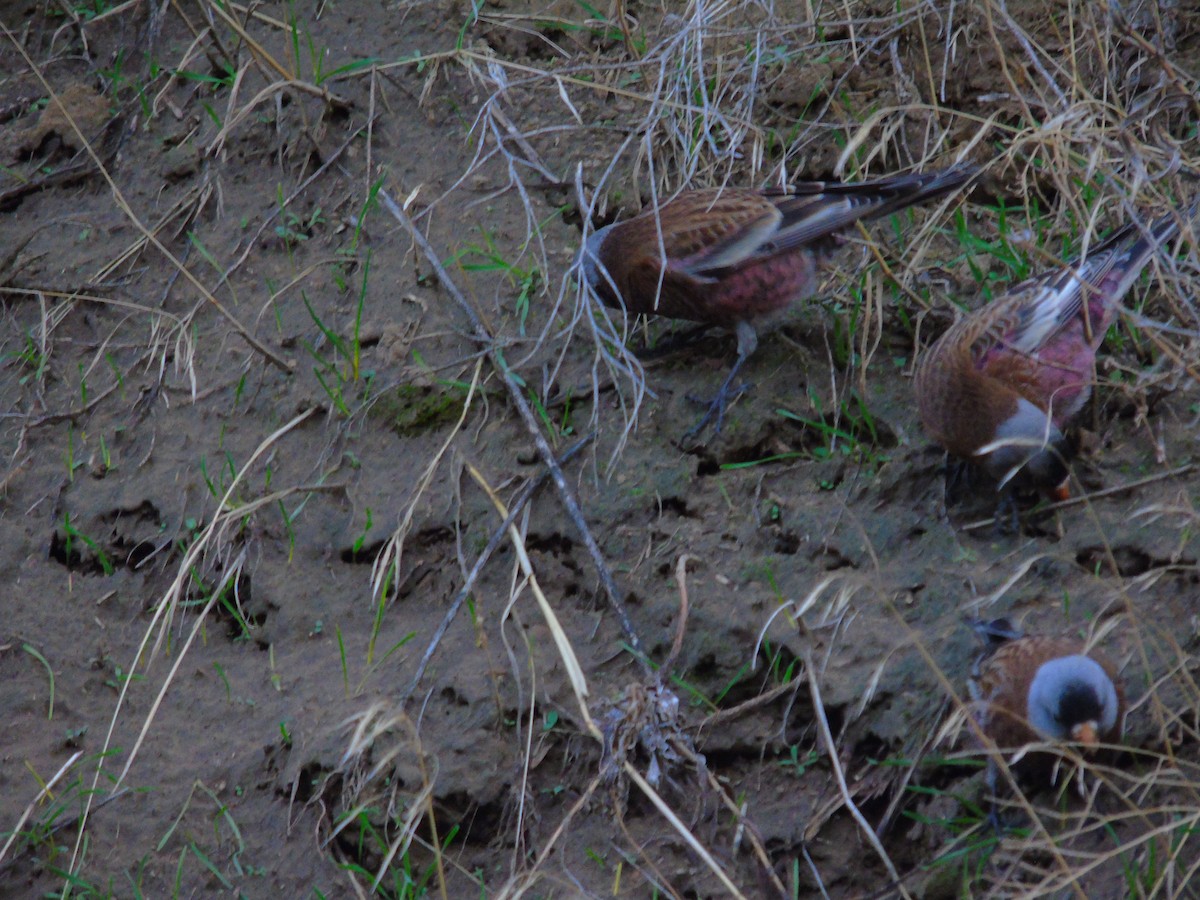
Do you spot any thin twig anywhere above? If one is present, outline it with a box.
[498,776,603,899]
[200,0,353,108]
[962,464,1197,531]
[468,461,595,727]
[623,761,748,899]
[378,186,650,673]
[0,751,84,867]
[699,764,790,897]
[995,0,1067,107]
[223,114,378,281]
[695,678,801,731]
[663,554,692,675]
[804,648,910,898]
[399,431,596,705]
[24,381,120,427]
[489,104,565,186]
[0,27,292,372]
[0,157,101,208]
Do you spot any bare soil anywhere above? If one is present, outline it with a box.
[2,1,1199,898]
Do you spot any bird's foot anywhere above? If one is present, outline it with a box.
[993,490,1021,536]
[682,380,752,441]
[944,458,972,504]
[986,804,1006,835]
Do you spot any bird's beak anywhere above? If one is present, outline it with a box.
[1072,722,1099,747]
[1050,480,1070,502]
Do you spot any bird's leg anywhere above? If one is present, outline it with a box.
[685,353,749,437]
[985,759,1005,834]
[993,488,1020,536]
[944,457,970,503]
[683,320,758,439]
[986,804,1005,834]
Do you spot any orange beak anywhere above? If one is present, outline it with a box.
[1050,481,1070,502]
[1072,722,1099,747]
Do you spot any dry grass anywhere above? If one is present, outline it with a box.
[2,0,1199,897]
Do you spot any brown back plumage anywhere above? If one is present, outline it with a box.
[964,628,1123,796]
[971,634,1122,750]
[915,203,1196,484]
[585,166,977,326]
[915,312,1027,461]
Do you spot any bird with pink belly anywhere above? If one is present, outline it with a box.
[580,165,976,436]
[915,204,1192,520]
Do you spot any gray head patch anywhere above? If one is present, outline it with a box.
[1026,655,1119,740]
[982,398,1068,490]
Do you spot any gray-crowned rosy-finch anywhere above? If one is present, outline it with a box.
[966,617,1123,822]
[581,165,977,435]
[916,204,1193,509]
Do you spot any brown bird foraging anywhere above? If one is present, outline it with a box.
[915,204,1194,516]
[966,617,1124,820]
[580,165,977,435]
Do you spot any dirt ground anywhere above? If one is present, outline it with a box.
[2,0,1200,897]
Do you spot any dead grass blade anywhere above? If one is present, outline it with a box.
[623,761,748,900]
[1,25,292,374]
[379,184,652,673]
[399,431,595,705]
[370,358,483,615]
[803,645,909,897]
[467,460,594,724]
[0,751,83,868]
[63,408,316,884]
